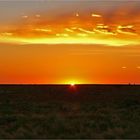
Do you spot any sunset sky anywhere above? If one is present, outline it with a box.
[0,0,140,84]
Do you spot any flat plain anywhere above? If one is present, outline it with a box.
[0,84,140,138]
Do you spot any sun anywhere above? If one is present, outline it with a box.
[64,80,78,85]
[62,79,84,85]
[68,80,79,86]
[70,83,75,86]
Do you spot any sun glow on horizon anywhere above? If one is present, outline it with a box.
[63,79,83,85]
[70,83,75,86]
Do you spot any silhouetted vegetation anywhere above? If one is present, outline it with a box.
[0,85,140,138]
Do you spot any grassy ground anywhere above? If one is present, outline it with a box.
[0,85,140,138]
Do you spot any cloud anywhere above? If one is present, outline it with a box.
[0,2,140,46]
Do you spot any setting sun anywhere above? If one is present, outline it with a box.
[70,83,75,86]
[63,79,83,85]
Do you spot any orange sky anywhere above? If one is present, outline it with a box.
[0,0,140,84]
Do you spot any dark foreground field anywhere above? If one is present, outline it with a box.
[0,84,140,139]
